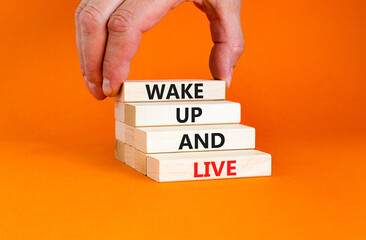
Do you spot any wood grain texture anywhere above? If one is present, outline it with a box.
[147,150,271,182]
[115,121,255,153]
[114,101,125,123]
[115,101,241,127]
[114,140,147,175]
[115,139,270,181]
[124,143,135,169]
[115,80,225,102]
[114,139,125,163]
[134,148,147,175]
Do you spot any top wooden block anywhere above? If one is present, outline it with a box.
[115,80,225,102]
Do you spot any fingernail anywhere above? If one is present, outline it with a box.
[89,81,97,90]
[225,68,233,88]
[84,76,89,88]
[102,78,112,96]
[84,76,97,91]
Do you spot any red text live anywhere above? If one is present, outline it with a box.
[194,160,237,178]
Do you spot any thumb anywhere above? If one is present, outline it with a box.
[195,0,244,87]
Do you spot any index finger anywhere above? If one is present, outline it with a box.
[102,0,183,96]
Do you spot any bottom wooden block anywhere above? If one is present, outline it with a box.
[116,140,271,182]
[115,140,147,175]
[147,150,271,182]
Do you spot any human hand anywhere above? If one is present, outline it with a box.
[75,0,244,100]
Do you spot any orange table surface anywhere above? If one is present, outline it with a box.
[0,0,365,239]
[1,136,365,239]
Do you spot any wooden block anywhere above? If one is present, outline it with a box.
[115,101,241,127]
[114,139,125,163]
[116,121,255,153]
[114,101,125,122]
[147,150,271,182]
[115,80,225,102]
[134,148,147,175]
[124,143,135,169]
[115,140,269,180]
[115,120,133,144]
[114,140,147,175]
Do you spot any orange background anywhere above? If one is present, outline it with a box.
[1,0,365,239]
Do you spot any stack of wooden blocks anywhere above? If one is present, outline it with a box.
[114,80,271,182]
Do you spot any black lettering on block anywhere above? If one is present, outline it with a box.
[166,85,180,99]
[145,84,165,100]
[194,83,204,99]
[179,134,193,150]
[212,133,225,148]
[181,84,193,99]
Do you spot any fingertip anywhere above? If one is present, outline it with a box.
[84,75,88,85]
[102,78,113,96]
[93,94,107,101]
[209,44,230,76]
[84,76,106,100]
[225,68,233,88]
[102,77,124,97]
[89,82,106,100]
[111,80,125,97]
